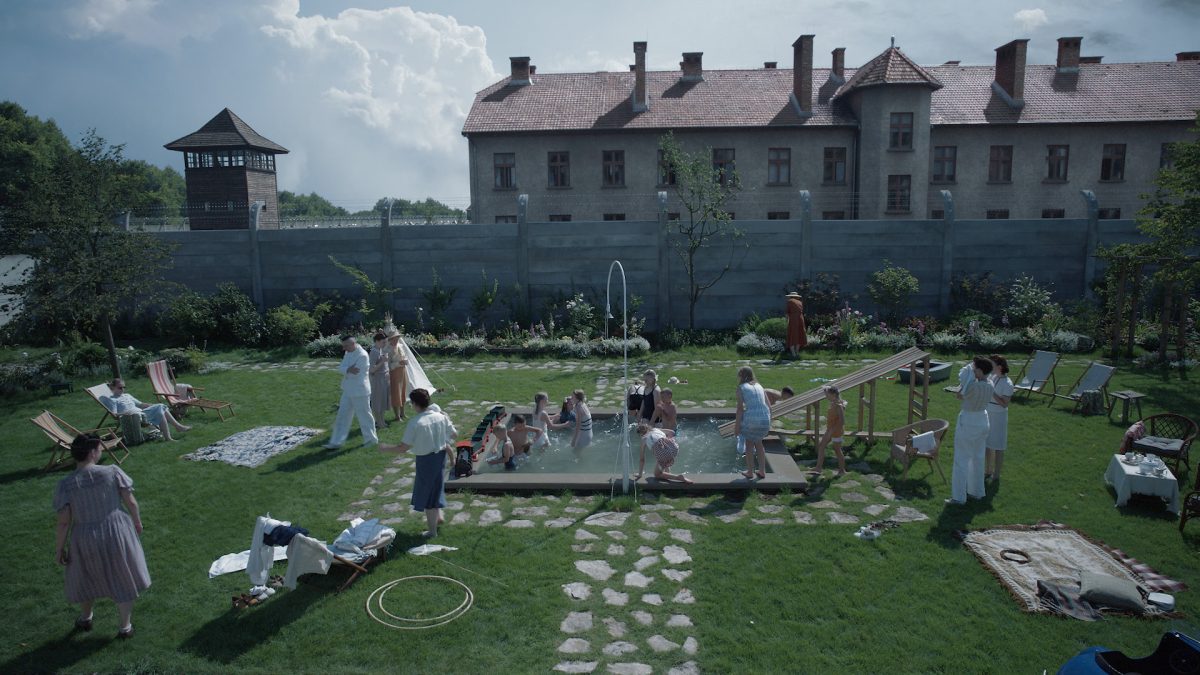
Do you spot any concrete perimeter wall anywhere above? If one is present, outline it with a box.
[153,197,1143,330]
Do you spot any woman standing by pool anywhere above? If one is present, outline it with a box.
[571,390,593,450]
[54,433,150,639]
[734,366,771,480]
[380,389,456,538]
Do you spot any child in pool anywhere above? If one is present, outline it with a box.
[485,415,518,470]
[651,388,678,432]
[814,385,848,476]
[508,414,543,457]
[634,421,693,484]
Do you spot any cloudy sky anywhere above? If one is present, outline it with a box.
[1,0,1195,210]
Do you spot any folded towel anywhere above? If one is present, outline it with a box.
[912,431,937,453]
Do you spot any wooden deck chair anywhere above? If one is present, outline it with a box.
[284,521,395,593]
[1049,361,1116,414]
[31,411,128,471]
[888,418,950,483]
[146,360,235,421]
[85,383,119,429]
[1012,350,1061,400]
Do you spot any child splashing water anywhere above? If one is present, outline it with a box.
[635,422,693,484]
[814,385,848,477]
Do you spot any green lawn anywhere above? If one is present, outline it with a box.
[1,347,1197,674]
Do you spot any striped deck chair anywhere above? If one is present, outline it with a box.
[1012,350,1061,400]
[31,410,128,471]
[147,360,235,421]
[1049,361,1116,414]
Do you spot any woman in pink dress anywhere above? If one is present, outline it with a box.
[54,434,150,639]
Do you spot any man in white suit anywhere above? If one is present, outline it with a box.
[324,335,378,449]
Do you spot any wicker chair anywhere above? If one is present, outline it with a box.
[888,418,950,483]
[1128,413,1197,478]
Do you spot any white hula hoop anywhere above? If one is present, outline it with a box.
[365,575,474,630]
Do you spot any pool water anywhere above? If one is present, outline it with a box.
[475,416,769,476]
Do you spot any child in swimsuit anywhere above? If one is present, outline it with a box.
[815,385,848,476]
[634,421,693,484]
[571,390,593,450]
[485,416,518,470]
[508,414,543,457]
[651,388,678,433]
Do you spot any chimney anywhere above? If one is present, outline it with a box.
[632,41,648,113]
[943,60,961,65]
[509,56,531,85]
[831,47,845,83]
[629,65,636,71]
[764,61,777,69]
[791,34,814,117]
[1056,37,1082,73]
[529,65,537,75]
[680,52,703,82]
[1176,51,1200,61]
[992,38,1028,109]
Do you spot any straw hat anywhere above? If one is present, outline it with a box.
[785,292,801,299]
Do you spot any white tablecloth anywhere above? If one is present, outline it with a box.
[1104,454,1180,513]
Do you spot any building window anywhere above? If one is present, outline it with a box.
[931,209,944,219]
[603,213,626,221]
[667,212,680,222]
[185,152,197,169]
[602,150,625,187]
[712,148,736,186]
[889,113,914,150]
[548,214,572,222]
[1100,144,1126,181]
[886,175,911,212]
[986,209,1010,219]
[1041,208,1065,219]
[1046,145,1069,181]
[988,145,1013,182]
[494,153,515,189]
[823,147,847,184]
[822,211,846,220]
[767,148,790,185]
[1160,143,1175,169]
[495,215,517,223]
[932,146,957,182]
[767,211,791,220]
[657,150,677,186]
[548,151,570,188]
[1098,208,1122,219]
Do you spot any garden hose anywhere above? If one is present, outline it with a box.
[366,575,473,630]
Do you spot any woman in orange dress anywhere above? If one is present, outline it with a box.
[785,292,808,356]
[385,325,409,422]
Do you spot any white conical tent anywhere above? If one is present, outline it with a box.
[400,339,437,395]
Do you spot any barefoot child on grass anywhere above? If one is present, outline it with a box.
[635,422,693,484]
[815,385,848,476]
[651,388,678,432]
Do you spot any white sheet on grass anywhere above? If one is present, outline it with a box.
[209,547,288,578]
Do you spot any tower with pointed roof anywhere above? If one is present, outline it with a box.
[165,109,289,230]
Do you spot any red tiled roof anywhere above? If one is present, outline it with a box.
[835,47,943,97]
[164,108,289,153]
[463,55,1200,135]
[928,62,1200,124]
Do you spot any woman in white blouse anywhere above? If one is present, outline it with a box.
[985,354,1014,482]
[948,356,994,505]
[379,389,456,538]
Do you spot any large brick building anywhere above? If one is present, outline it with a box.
[462,36,1200,224]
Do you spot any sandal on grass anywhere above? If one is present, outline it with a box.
[74,617,93,632]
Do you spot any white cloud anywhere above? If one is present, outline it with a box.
[1014,8,1049,32]
[260,2,498,154]
[63,0,225,51]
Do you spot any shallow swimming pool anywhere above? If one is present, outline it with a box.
[474,415,768,477]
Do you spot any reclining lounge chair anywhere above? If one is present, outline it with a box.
[31,410,128,471]
[147,360,235,421]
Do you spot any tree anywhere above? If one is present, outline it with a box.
[123,160,186,216]
[1136,113,1200,364]
[867,260,920,325]
[277,191,349,217]
[0,101,73,216]
[4,130,174,376]
[659,132,744,328]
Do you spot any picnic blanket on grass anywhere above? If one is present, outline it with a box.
[957,521,1186,619]
[183,426,322,468]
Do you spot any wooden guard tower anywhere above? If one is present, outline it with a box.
[164,109,288,230]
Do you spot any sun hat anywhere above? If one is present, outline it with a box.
[785,292,801,298]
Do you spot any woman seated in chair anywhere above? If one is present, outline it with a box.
[100,379,190,442]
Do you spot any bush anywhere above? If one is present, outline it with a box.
[211,283,263,346]
[305,334,344,358]
[868,260,920,324]
[863,330,916,352]
[157,347,207,374]
[289,289,361,336]
[265,306,318,346]
[591,337,651,356]
[436,337,487,355]
[654,327,735,350]
[928,331,966,353]
[784,273,852,317]
[974,330,1022,352]
[736,333,784,355]
[950,271,1008,316]
[158,292,216,345]
[755,317,788,340]
[63,341,110,372]
[945,310,994,334]
[1006,275,1059,329]
[120,347,154,378]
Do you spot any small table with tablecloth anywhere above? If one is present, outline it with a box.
[1104,454,1180,514]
